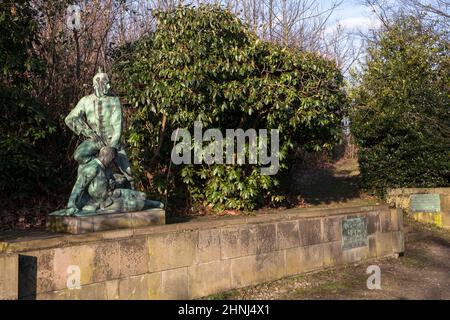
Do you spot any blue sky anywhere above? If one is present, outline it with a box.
[324,0,381,33]
[321,0,382,73]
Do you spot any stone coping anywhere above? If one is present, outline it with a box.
[387,187,450,196]
[46,208,165,234]
[0,204,389,254]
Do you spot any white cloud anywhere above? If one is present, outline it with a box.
[341,16,381,29]
[326,16,382,34]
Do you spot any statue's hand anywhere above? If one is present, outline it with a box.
[111,189,122,198]
[109,178,117,189]
[92,134,106,147]
[110,142,120,150]
[65,207,80,216]
[66,200,80,215]
[128,179,135,190]
[81,128,96,140]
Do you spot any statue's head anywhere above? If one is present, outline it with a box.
[93,68,110,98]
[98,146,116,167]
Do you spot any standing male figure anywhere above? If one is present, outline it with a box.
[65,69,134,188]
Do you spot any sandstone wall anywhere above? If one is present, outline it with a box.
[387,188,450,228]
[0,205,404,300]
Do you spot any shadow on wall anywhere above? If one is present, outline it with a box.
[19,255,37,300]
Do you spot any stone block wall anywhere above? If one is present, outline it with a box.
[387,188,450,228]
[0,254,18,300]
[0,205,404,300]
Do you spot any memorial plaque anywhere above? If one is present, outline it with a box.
[342,217,368,250]
[410,194,441,212]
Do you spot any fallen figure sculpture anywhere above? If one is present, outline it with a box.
[50,146,163,217]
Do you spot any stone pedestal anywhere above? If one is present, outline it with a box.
[46,208,165,234]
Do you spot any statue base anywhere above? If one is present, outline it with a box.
[46,208,165,234]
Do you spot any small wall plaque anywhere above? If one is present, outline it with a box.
[342,217,368,250]
[410,194,441,213]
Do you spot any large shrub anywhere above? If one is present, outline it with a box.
[0,0,55,198]
[114,5,346,210]
[350,16,450,195]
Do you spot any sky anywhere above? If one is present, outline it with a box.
[324,0,382,34]
[319,0,388,74]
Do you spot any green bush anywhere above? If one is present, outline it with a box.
[350,16,450,195]
[114,5,346,210]
[0,0,55,198]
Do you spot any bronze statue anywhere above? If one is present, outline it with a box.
[51,70,163,216]
[64,70,134,187]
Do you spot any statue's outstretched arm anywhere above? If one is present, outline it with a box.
[65,98,86,136]
[65,98,97,140]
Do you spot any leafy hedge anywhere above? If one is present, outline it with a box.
[350,16,450,195]
[114,5,346,210]
[0,0,55,197]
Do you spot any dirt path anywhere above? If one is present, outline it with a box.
[206,220,450,300]
[196,157,449,300]
[288,157,379,208]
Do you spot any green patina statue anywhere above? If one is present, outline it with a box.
[65,70,134,186]
[51,70,163,217]
[51,147,163,216]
